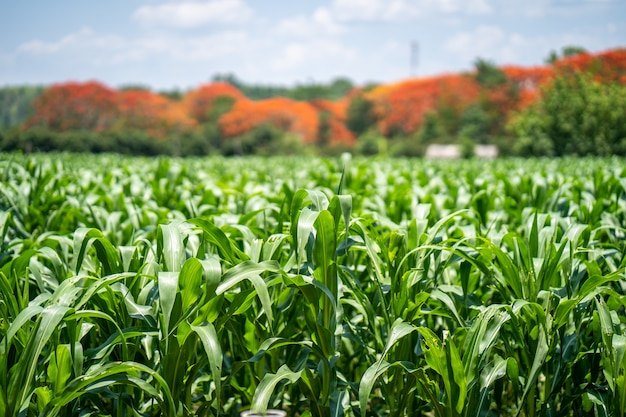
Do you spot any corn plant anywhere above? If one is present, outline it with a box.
[0,153,624,416]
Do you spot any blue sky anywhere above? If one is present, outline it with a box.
[1,0,624,90]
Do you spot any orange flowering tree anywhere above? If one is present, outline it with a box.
[218,97,320,144]
[16,47,626,156]
[25,81,118,132]
[365,74,481,137]
[115,89,196,138]
[26,82,196,139]
[502,66,554,109]
[310,98,356,146]
[182,82,246,124]
[555,49,626,83]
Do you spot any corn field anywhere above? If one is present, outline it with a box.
[1,153,625,416]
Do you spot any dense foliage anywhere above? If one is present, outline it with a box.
[1,154,625,416]
[508,72,626,156]
[0,86,44,129]
[0,48,625,156]
[212,74,355,101]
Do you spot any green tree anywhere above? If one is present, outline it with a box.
[346,94,375,136]
[211,73,354,101]
[357,129,385,155]
[473,58,507,88]
[508,72,626,156]
[208,95,236,123]
[158,89,184,101]
[0,85,44,129]
[221,123,302,156]
[328,77,354,99]
[433,98,462,139]
[458,104,490,144]
[317,111,331,148]
[417,112,443,143]
[471,59,518,140]
[118,84,151,92]
[546,45,588,64]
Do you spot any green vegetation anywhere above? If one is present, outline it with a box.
[1,153,625,416]
[212,74,355,101]
[0,86,44,129]
[346,92,376,137]
[1,48,625,157]
[545,46,588,64]
[509,72,626,156]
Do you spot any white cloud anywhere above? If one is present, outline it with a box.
[446,26,504,53]
[466,0,493,14]
[9,24,261,88]
[164,31,249,61]
[323,0,492,21]
[312,8,347,34]
[132,0,253,28]
[18,27,126,55]
[16,25,249,66]
[274,9,346,37]
[488,0,584,18]
[8,0,619,90]
[475,0,621,19]
[446,25,525,63]
[444,24,615,69]
[328,0,420,21]
[270,40,357,72]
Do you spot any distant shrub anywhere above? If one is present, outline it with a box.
[508,72,626,156]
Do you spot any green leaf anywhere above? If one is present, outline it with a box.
[359,360,394,413]
[47,344,72,393]
[296,208,320,267]
[158,271,178,339]
[10,304,69,415]
[579,268,624,300]
[48,361,176,415]
[313,210,336,272]
[157,223,185,272]
[463,305,511,388]
[179,257,203,312]
[514,302,550,416]
[359,320,417,412]
[313,209,338,353]
[189,218,250,264]
[200,255,222,296]
[72,228,122,275]
[476,356,508,413]
[445,336,467,414]
[192,323,223,404]
[416,326,466,413]
[216,260,280,327]
[251,364,302,412]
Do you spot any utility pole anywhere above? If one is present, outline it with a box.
[410,40,419,77]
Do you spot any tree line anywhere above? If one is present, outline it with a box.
[1,47,625,157]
